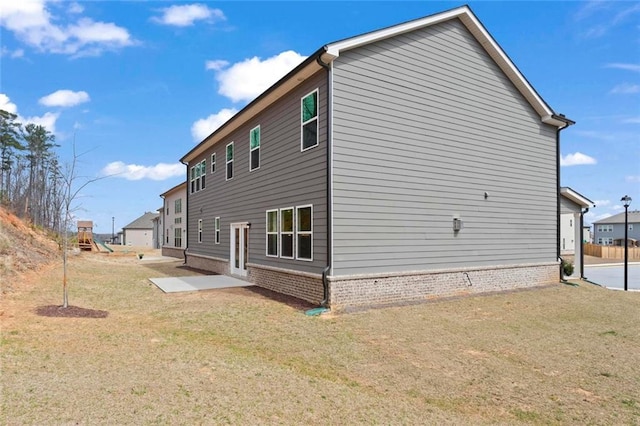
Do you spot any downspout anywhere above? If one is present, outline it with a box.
[555,115,573,281]
[306,52,331,315]
[181,161,189,265]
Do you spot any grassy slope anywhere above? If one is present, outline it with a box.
[1,253,639,424]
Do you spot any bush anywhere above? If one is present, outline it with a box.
[562,259,574,277]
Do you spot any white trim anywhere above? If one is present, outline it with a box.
[230,222,249,277]
[225,141,234,181]
[211,153,216,173]
[214,216,220,244]
[198,219,203,243]
[296,204,313,262]
[249,125,261,172]
[560,187,594,208]
[279,207,294,259]
[300,89,319,152]
[265,209,278,257]
[329,61,334,274]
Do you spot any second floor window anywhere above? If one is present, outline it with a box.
[301,90,318,151]
[190,160,206,193]
[250,125,260,171]
[174,198,182,214]
[226,142,234,180]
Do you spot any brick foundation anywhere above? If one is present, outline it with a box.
[186,253,229,275]
[161,246,185,259]
[328,263,558,312]
[247,264,324,305]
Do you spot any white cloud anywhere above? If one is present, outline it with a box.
[1,46,25,58]
[626,176,640,183]
[191,108,238,141]
[560,152,597,167]
[205,59,229,71]
[593,200,611,207]
[0,93,18,114]
[152,4,225,27]
[23,111,59,133]
[68,2,83,14]
[101,161,184,181]
[606,63,640,73]
[622,116,640,124]
[610,83,640,94]
[0,0,134,56]
[0,93,59,133]
[39,89,90,107]
[210,50,307,103]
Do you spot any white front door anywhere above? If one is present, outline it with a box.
[230,223,249,277]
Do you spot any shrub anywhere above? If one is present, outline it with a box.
[562,259,574,277]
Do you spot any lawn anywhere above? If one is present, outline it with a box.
[2,251,640,424]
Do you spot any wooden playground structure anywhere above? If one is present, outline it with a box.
[77,220,94,251]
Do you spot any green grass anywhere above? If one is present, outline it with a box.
[2,253,640,424]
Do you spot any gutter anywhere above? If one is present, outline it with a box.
[580,206,590,279]
[181,160,189,265]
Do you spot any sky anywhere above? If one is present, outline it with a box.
[1,0,639,233]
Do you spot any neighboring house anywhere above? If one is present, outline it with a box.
[180,6,574,311]
[160,182,187,258]
[583,226,592,244]
[593,211,640,247]
[122,212,159,247]
[559,187,594,278]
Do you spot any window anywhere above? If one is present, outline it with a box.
[190,160,206,193]
[280,207,294,258]
[301,90,318,151]
[166,229,169,244]
[597,224,613,232]
[200,159,206,189]
[174,228,182,247]
[215,217,220,244]
[198,219,203,243]
[226,142,234,180]
[266,210,278,257]
[569,219,573,227]
[211,153,216,173]
[630,224,634,231]
[250,125,260,171]
[174,217,182,224]
[296,205,312,260]
[174,198,182,214]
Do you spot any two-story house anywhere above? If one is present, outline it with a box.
[160,181,187,258]
[593,211,640,247]
[180,6,573,311]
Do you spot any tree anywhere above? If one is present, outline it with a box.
[22,124,58,224]
[57,141,105,308]
[0,109,24,205]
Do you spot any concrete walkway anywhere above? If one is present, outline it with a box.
[149,275,253,293]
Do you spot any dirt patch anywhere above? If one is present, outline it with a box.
[34,305,109,318]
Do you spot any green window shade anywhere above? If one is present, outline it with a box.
[281,209,293,232]
[226,144,234,161]
[297,207,311,232]
[250,127,260,149]
[267,211,277,233]
[302,92,317,122]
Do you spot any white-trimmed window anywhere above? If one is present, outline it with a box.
[166,229,169,244]
[174,217,182,224]
[296,205,313,261]
[198,219,203,243]
[250,125,260,171]
[174,198,182,214]
[597,224,613,232]
[211,153,216,173]
[301,89,318,151]
[226,142,234,180]
[280,207,294,259]
[266,210,278,257]
[190,160,206,193]
[215,217,220,244]
[174,228,182,247]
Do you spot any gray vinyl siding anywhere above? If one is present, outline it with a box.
[187,71,327,274]
[331,18,558,275]
[560,196,580,215]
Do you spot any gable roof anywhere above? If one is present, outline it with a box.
[160,181,187,198]
[594,211,640,225]
[182,5,572,164]
[123,212,158,230]
[560,187,594,209]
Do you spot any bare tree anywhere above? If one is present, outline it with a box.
[57,142,106,308]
